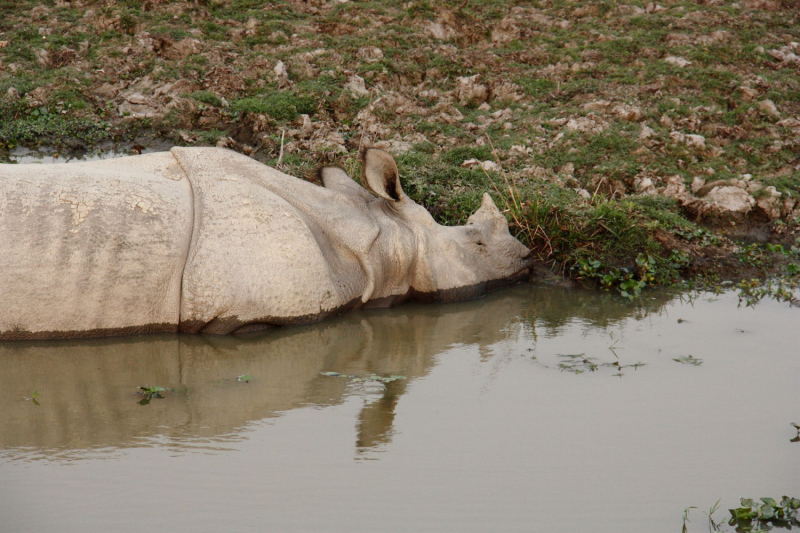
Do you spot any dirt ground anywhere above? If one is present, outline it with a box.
[1,0,799,293]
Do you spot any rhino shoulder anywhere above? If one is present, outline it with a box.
[171,147,378,333]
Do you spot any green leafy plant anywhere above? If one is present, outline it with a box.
[673,355,702,366]
[554,353,645,376]
[728,497,800,529]
[136,385,166,405]
[25,389,40,405]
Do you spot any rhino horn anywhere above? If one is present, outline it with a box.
[361,148,403,202]
[472,193,507,231]
[479,192,503,216]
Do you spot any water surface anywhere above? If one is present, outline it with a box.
[0,284,797,532]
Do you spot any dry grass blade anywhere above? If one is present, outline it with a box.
[479,135,551,257]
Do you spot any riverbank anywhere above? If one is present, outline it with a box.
[1,0,798,294]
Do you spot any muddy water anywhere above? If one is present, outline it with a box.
[0,284,797,532]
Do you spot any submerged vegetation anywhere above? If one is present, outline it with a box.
[685,496,800,533]
[136,385,166,405]
[728,497,800,532]
[1,0,799,293]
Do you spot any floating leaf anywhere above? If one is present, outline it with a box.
[673,355,702,366]
[320,372,406,383]
[760,504,775,520]
[136,385,166,403]
[236,374,254,382]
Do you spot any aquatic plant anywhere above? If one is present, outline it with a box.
[136,385,166,405]
[320,372,406,384]
[728,497,800,530]
[673,355,703,366]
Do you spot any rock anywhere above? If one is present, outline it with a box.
[706,186,755,214]
[755,185,782,220]
[491,18,520,43]
[4,87,19,101]
[480,161,502,172]
[24,86,48,107]
[662,175,690,201]
[273,60,288,80]
[783,197,798,218]
[165,38,201,60]
[659,176,714,218]
[373,139,413,155]
[436,103,464,124]
[664,56,692,68]
[425,21,456,41]
[743,0,782,10]
[345,75,370,97]
[358,46,383,63]
[758,99,780,119]
[299,114,313,135]
[645,2,667,13]
[777,118,800,130]
[639,123,656,140]
[565,114,607,134]
[738,86,759,101]
[570,61,595,72]
[454,75,489,106]
[612,104,642,122]
[118,93,162,118]
[767,45,800,66]
[583,100,611,112]
[635,176,657,195]
[670,131,706,149]
[509,145,532,157]
[490,82,522,102]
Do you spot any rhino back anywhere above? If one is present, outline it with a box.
[0,152,193,339]
[173,147,373,333]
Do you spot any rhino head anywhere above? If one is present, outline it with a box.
[321,148,534,304]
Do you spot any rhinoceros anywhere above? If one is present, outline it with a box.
[0,147,533,339]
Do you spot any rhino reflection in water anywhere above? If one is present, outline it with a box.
[0,286,540,455]
[0,147,533,340]
[0,284,676,457]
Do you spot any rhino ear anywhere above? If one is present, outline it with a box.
[360,148,404,202]
[318,165,375,202]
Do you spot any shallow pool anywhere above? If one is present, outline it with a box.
[0,284,797,532]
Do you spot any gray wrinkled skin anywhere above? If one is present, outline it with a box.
[0,147,533,339]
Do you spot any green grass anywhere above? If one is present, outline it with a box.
[230,92,316,121]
